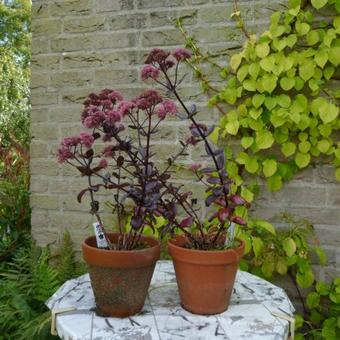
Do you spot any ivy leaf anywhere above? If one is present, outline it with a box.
[209,127,220,144]
[324,66,335,80]
[315,50,328,68]
[295,21,310,36]
[299,60,315,81]
[319,102,339,123]
[277,94,291,108]
[255,43,270,58]
[317,139,330,153]
[262,74,278,93]
[264,97,277,110]
[249,62,260,79]
[329,46,340,66]
[299,141,311,153]
[230,53,242,71]
[267,174,282,192]
[263,159,277,177]
[297,270,314,288]
[295,152,311,168]
[249,108,262,120]
[306,30,319,45]
[260,57,275,72]
[252,94,265,108]
[283,237,297,256]
[280,77,295,91]
[256,130,274,149]
[311,0,327,9]
[237,65,249,82]
[285,33,297,47]
[245,156,259,173]
[225,120,240,135]
[243,79,257,91]
[306,292,320,309]
[241,136,254,149]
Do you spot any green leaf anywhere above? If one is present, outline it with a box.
[319,102,339,123]
[316,281,330,295]
[245,156,259,173]
[230,53,242,71]
[317,139,331,153]
[295,152,311,168]
[237,65,249,82]
[262,259,275,277]
[283,237,297,256]
[255,130,274,149]
[281,142,296,157]
[324,66,335,80]
[306,292,320,309]
[264,97,277,110]
[276,258,288,275]
[243,79,257,91]
[263,159,278,177]
[285,34,297,47]
[295,21,310,36]
[280,77,295,91]
[255,43,270,58]
[255,219,276,234]
[311,0,327,9]
[249,108,262,120]
[277,94,291,108]
[241,136,254,149]
[299,141,311,153]
[296,269,314,288]
[267,174,282,192]
[210,127,220,144]
[225,120,240,135]
[315,51,328,68]
[262,74,278,93]
[299,60,315,81]
[314,247,327,266]
[252,236,264,257]
[249,62,261,79]
[252,94,265,108]
[220,88,238,104]
[306,30,319,45]
[260,57,275,72]
[329,46,340,66]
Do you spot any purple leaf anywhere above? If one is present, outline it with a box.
[205,194,217,207]
[179,216,193,228]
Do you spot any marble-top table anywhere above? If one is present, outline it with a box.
[46,261,295,340]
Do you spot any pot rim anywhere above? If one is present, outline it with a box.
[82,232,161,268]
[168,234,244,254]
[83,232,160,255]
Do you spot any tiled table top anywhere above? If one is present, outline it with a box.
[46,261,295,340]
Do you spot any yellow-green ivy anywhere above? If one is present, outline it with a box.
[206,0,340,191]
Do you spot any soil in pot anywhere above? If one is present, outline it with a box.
[83,233,160,317]
[168,235,244,315]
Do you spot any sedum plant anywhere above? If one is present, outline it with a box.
[140,48,250,250]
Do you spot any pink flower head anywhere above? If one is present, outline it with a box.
[145,48,170,64]
[156,100,178,119]
[102,145,114,157]
[99,89,123,103]
[117,100,135,116]
[134,89,163,110]
[81,105,106,129]
[61,136,80,147]
[189,163,201,171]
[79,132,94,148]
[99,159,108,169]
[105,109,122,125]
[141,65,160,81]
[164,55,176,69]
[172,48,192,61]
[57,147,73,163]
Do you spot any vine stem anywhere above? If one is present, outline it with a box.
[288,268,308,316]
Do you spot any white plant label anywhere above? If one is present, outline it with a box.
[93,222,108,249]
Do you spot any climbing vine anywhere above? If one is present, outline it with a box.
[177,0,340,193]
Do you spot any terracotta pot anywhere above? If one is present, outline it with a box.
[82,233,160,317]
[168,235,244,315]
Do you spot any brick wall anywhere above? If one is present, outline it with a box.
[30,0,339,281]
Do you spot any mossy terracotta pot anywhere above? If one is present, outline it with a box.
[168,235,244,315]
[82,233,160,317]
